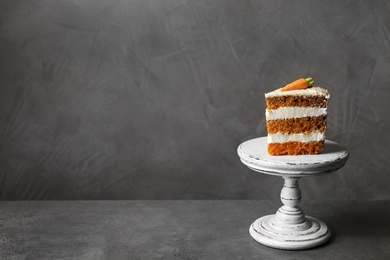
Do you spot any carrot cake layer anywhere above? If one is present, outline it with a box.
[266,96,329,110]
[268,141,325,156]
[266,115,327,134]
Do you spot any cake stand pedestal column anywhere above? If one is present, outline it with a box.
[237,137,349,250]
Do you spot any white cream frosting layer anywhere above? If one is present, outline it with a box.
[266,107,327,120]
[268,131,325,143]
[265,86,330,99]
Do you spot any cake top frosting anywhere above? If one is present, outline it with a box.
[265,86,330,99]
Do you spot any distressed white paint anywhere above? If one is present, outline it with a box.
[237,137,349,250]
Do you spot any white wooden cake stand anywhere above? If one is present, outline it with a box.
[237,137,349,250]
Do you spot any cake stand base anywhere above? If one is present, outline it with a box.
[237,137,349,250]
[249,214,330,250]
[249,176,331,250]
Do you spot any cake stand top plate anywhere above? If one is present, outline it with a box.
[237,137,349,176]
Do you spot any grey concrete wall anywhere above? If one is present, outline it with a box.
[1,0,389,200]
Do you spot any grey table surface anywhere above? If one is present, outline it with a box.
[1,200,389,259]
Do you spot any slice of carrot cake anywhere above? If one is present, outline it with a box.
[265,78,330,155]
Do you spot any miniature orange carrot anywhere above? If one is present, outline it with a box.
[280,77,315,92]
